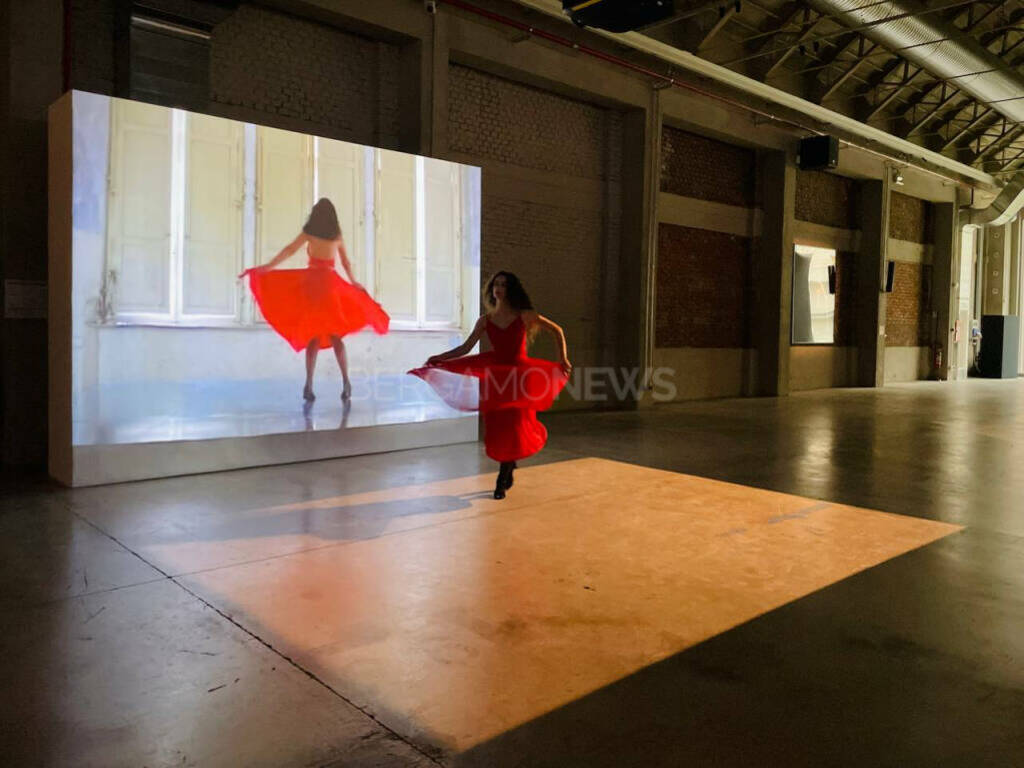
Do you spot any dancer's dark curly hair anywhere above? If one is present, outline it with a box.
[483,271,533,312]
[303,198,341,240]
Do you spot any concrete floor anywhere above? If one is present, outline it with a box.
[3,379,1024,766]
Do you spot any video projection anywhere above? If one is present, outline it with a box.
[69,92,481,446]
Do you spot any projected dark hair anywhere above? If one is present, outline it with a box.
[303,198,342,240]
[484,271,533,311]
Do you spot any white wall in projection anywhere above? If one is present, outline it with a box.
[71,92,480,446]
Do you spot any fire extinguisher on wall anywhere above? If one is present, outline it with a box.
[931,341,944,380]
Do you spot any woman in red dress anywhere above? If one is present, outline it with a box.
[241,198,389,402]
[409,272,572,499]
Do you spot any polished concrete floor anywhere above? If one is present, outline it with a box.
[3,379,1024,766]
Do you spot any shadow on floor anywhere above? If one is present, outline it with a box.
[145,490,499,547]
[455,526,1024,767]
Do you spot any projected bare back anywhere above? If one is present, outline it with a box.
[241,198,389,403]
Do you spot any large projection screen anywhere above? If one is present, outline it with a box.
[49,91,481,486]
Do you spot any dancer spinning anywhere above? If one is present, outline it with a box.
[241,198,389,402]
[409,271,571,499]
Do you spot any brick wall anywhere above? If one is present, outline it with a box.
[660,125,755,207]
[656,223,751,348]
[210,5,401,146]
[482,196,605,360]
[795,170,859,229]
[448,64,615,180]
[448,64,622,373]
[887,262,931,347]
[889,191,934,243]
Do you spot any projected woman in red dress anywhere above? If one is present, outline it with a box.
[241,198,388,402]
[409,272,572,499]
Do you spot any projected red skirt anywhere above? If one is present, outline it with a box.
[245,260,389,351]
[408,316,568,462]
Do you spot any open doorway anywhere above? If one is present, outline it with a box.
[953,226,979,379]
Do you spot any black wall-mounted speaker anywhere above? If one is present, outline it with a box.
[563,0,675,32]
[798,135,839,171]
[883,260,895,293]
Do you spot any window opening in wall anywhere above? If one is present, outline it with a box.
[1018,222,1024,375]
[957,225,978,378]
[791,245,836,345]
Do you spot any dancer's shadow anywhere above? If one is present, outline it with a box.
[150,489,497,547]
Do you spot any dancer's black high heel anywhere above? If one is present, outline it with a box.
[493,462,513,499]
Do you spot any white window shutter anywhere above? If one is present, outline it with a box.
[257,126,312,272]
[423,158,460,324]
[107,99,172,315]
[375,149,417,321]
[183,112,243,317]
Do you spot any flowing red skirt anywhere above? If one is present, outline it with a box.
[246,265,389,351]
[408,353,567,462]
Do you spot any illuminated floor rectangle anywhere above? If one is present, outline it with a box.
[173,458,960,753]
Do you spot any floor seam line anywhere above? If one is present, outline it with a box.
[68,504,446,767]
[17,576,173,610]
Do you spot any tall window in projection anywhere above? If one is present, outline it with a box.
[104,101,463,330]
[375,152,461,328]
[791,245,836,345]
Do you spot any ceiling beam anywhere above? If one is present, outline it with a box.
[905,84,966,137]
[893,2,1015,134]
[863,60,926,121]
[816,34,880,103]
[973,122,1024,163]
[997,143,1024,172]
[696,6,740,53]
[941,105,996,151]
[762,7,826,79]
[927,43,1024,151]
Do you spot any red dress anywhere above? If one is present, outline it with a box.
[408,315,568,462]
[245,257,389,351]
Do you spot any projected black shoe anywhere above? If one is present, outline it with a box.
[341,381,352,401]
[303,385,315,402]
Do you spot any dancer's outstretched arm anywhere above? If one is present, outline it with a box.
[426,316,486,365]
[240,233,306,276]
[523,311,572,377]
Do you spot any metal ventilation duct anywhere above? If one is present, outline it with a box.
[809,0,1024,125]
